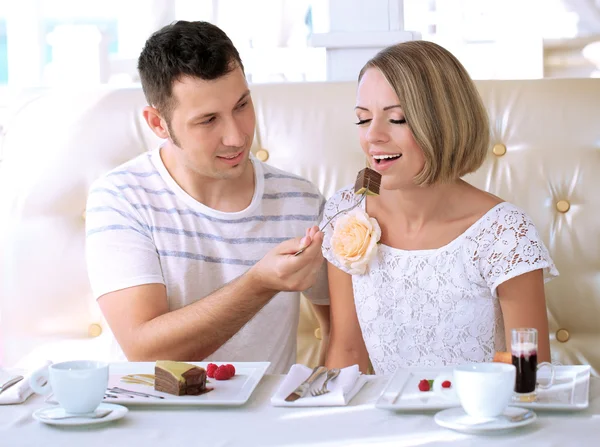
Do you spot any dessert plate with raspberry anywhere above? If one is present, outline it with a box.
[103,361,270,407]
[375,367,461,411]
[375,365,591,412]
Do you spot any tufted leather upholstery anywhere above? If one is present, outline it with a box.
[1,80,599,375]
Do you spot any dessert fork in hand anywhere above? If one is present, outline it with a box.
[310,368,341,397]
[293,190,367,256]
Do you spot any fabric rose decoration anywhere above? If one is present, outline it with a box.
[330,208,381,275]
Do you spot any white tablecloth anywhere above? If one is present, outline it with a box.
[2,375,599,447]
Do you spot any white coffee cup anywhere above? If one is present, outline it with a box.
[433,363,516,419]
[29,360,109,414]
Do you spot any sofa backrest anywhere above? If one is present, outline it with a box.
[1,80,599,374]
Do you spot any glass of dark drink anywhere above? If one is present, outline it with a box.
[511,328,555,402]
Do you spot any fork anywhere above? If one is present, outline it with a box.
[311,368,341,397]
[293,190,367,256]
[108,387,165,399]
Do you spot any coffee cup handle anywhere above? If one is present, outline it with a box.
[536,362,555,390]
[432,374,458,400]
[29,365,52,395]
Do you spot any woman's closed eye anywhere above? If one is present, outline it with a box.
[354,118,407,125]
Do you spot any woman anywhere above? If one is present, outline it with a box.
[322,41,558,375]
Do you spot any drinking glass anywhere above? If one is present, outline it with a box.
[511,328,555,402]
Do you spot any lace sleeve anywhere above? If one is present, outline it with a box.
[320,185,356,274]
[472,204,559,297]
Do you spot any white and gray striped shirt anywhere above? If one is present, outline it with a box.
[85,148,329,374]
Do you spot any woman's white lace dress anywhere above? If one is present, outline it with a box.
[322,185,559,375]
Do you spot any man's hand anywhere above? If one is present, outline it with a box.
[248,226,325,293]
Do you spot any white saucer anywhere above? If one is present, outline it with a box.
[32,403,128,426]
[434,406,537,434]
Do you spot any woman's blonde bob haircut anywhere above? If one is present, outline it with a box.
[359,41,490,185]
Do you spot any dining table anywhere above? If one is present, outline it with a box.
[1,374,599,447]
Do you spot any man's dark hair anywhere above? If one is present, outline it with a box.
[137,20,244,121]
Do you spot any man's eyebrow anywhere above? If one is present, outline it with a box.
[188,90,251,122]
[236,90,251,104]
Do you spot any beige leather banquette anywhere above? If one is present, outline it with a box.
[1,79,599,375]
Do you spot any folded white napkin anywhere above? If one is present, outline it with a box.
[0,360,51,405]
[271,364,367,407]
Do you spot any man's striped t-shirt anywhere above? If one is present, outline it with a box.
[85,148,329,374]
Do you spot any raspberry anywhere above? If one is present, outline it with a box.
[225,364,236,376]
[442,380,452,389]
[418,379,430,392]
[214,365,233,380]
[206,363,218,378]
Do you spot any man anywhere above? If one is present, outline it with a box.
[85,21,329,374]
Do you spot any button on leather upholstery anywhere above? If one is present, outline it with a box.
[256,149,269,162]
[88,323,102,337]
[314,327,322,340]
[492,143,507,156]
[556,200,570,213]
[556,328,570,343]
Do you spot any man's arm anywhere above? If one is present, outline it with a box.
[99,274,274,361]
[99,229,325,361]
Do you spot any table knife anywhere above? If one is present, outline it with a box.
[284,366,328,402]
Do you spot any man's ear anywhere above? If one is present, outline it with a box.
[143,106,169,139]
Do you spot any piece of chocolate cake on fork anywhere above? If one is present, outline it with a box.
[354,167,382,196]
[154,360,210,396]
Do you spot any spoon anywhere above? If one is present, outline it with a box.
[40,409,113,420]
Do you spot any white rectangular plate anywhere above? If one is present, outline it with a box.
[375,365,591,412]
[375,366,458,412]
[104,361,270,407]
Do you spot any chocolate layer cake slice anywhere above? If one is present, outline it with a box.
[154,360,208,396]
[354,167,382,196]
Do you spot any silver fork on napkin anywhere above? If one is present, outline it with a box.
[311,368,341,397]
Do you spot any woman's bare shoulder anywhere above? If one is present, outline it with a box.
[459,183,505,219]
